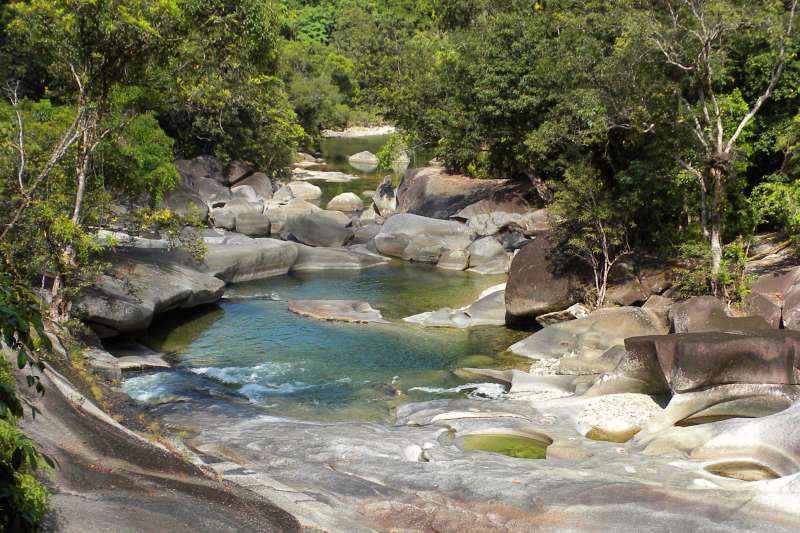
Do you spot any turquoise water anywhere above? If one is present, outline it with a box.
[122,264,527,422]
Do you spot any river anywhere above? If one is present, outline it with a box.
[121,136,526,423]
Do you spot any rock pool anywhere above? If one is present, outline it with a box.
[122,264,527,421]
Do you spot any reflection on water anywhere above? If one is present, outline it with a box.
[126,265,527,422]
[312,135,434,205]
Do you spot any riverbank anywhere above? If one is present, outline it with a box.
[321,125,396,138]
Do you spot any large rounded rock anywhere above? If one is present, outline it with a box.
[509,307,665,374]
[202,238,299,283]
[669,296,771,333]
[591,331,800,399]
[348,151,379,172]
[74,253,225,336]
[184,176,231,205]
[396,167,513,219]
[504,234,575,322]
[209,199,262,231]
[284,210,354,247]
[275,181,322,202]
[374,213,475,263]
[327,192,364,212]
[264,198,320,235]
[467,236,509,274]
[175,156,225,184]
[288,299,388,324]
[234,212,271,237]
[227,160,254,184]
[289,243,388,272]
[234,172,273,200]
[160,187,209,221]
[230,184,259,202]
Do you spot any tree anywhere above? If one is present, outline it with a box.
[645,0,799,287]
[2,0,181,318]
[548,165,632,308]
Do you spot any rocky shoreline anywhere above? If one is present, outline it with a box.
[42,153,800,531]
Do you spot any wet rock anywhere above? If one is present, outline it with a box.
[288,299,388,323]
[670,296,772,333]
[504,234,576,323]
[405,287,507,328]
[291,169,359,183]
[374,213,475,263]
[283,210,354,247]
[348,151,379,172]
[327,192,364,212]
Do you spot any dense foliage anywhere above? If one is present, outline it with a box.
[0,271,52,532]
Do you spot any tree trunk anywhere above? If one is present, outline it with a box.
[708,165,725,295]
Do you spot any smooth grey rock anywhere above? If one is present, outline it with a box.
[227,160,254,184]
[536,303,591,327]
[348,151,379,172]
[209,199,262,231]
[290,244,388,272]
[374,213,474,263]
[642,294,674,331]
[230,184,259,202]
[264,198,320,235]
[202,239,298,283]
[175,156,225,184]
[467,236,509,274]
[74,254,225,336]
[327,192,364,212]
[404,286,506,328]
[670,296,771,333]
[234,172,273,200]
[280,181,322,201]
[509,307,665,375]
[284,210,354,247]
[234,212,271,237]
[288,299,388,323]
[437,250,470,271]
[505,234,576,323]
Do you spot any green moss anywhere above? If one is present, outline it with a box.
[458,434,550,459]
